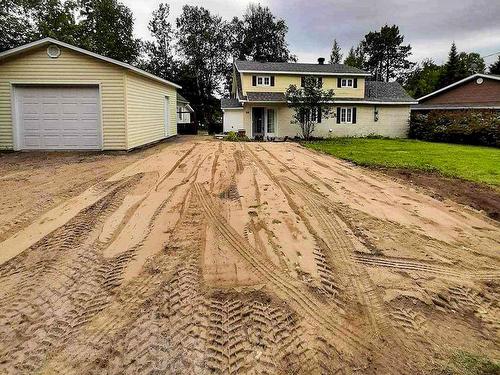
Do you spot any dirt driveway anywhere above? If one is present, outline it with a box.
[0,136,498,374]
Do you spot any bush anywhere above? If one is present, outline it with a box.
[409,110,500,147]
[224,131,249,142]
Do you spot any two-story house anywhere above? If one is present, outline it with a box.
[221,59,416,139]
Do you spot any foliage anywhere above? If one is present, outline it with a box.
[409,110,500,147]
[489,56,500,75]
[176,5,230,125]
[361,24,415,81]
[438,351,500,375]
[224,131,249,142]
[229,3,296,62]
[141,3,176,81]
[305,138,500,186]
[402,59,443,98]
[329,39,342,64]
[285,77,335,140]
[436,43,485,88]
[458,52,485,75]
[343,43,365,69]
[77,0,142,64]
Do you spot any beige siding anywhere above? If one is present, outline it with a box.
[0,46,127,150]
[240,73,365,98]
[243,103,410,138]
[125,72,177,149]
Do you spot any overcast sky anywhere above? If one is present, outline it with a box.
[121,0,500,66]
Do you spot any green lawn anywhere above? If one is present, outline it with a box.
[305,138,500,186]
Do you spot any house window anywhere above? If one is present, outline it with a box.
[257,75,271,86]
[177,106,183,121]
[340,107,353,123]
[341,78,354,88]
[267,109,275,133]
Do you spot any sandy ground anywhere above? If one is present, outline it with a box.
[0,136,498,374]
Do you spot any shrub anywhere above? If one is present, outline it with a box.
[224,131,249,142]
[409,110,500,147]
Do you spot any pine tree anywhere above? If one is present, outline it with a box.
[489,55,500,75]
[329,39,342,64]
[439,42,462,87]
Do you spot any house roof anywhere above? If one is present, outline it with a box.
[177,94,189,103]
[230,80,415,105]
[234,60,370,76]
[221,97,243,109]
[417,73,500,102]
[411,103,500,111]
[0,37,182,89]
[362,81,415,103]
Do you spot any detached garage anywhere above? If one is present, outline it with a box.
[0,38,181,151]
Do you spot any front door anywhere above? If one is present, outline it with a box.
[252,107,264,138]
[266,108,276,138]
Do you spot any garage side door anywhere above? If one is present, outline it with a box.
[15,86,101,150]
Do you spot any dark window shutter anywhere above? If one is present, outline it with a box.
[336,107,341,123]
[317,106,322,123]
[318,77,323,88]
[354,78,358,88]
[337,78,341,88]
[301,77,305,87]
[352,107,357,124]
[270,76,275,86]
[252,75,256,86]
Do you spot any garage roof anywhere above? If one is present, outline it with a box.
[0,37,182,89]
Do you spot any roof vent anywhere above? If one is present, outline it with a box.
[318,57,325,65]
[47,45,61,58]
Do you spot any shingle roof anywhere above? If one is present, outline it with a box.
[235,60,369,75]
[177,94,189,103]
[221,97,243,109]
[246,92,286,102]
[411,103,500,110]
[362,81,415,103]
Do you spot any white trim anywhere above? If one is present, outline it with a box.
[237,69,370,77]
[256,75,271,86]
[341,78,354,88]
[339,106,354,124]
[0,37,182,89]
[222,107,244,110]
[333,100,418,105]
[417,74,500,101]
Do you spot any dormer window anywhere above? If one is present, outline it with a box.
[341,78,354,88]
[257,75,271,86]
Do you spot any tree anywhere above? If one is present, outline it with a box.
[490,56,500,75]
[459,52,485,75]
[0,1,35,52]
[343,44,365,69]
[285,77,335,140]
[329,39,342,64]
[402,59,443,98]
[77,0,142,64]
[230,3,296,62]
[141,3,176,81]
[176,5,231,125]
[438,42,462,87]
[361,24,414,81]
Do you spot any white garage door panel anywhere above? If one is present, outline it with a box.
[16,86,101,150]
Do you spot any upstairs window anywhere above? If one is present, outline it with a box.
[341,78,354,88]
[257,75,271,86]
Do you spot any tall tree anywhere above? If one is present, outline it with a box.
[329,39,342,64]
[141,2,176,81]
[489,55,500,75]
[343,44,365,69]
[77,0,141,64]
[402,59,443,98]
[361,24,414,81]
[176,5,231,125]
[230,3,296,62]
[0,1,35,52]
[438,42,462,87]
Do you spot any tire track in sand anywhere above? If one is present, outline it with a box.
[193,183,369,354]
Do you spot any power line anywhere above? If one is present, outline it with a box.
[482,51,500,58]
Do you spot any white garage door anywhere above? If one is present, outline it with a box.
[15,86,101,150]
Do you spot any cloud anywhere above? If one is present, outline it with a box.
[122,0,500,65]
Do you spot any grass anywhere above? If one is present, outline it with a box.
[305,138,500,186]
[438,351,500,375]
